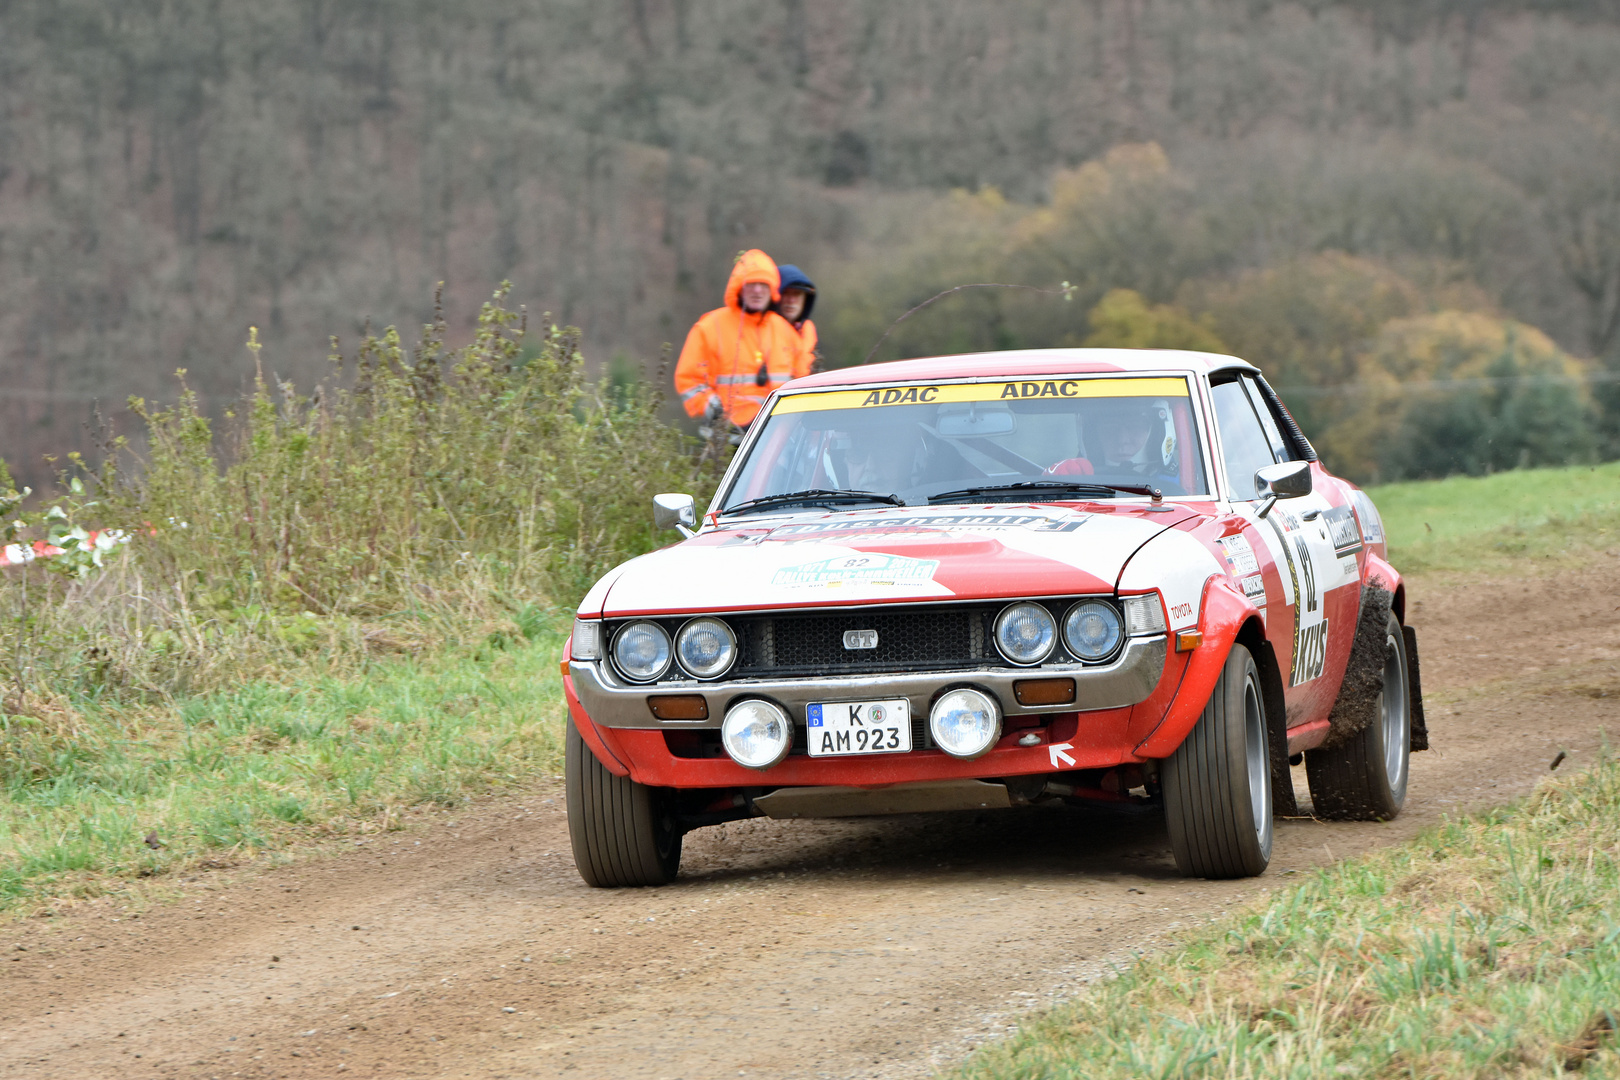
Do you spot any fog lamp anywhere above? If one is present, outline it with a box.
[929,688,1001,760]
[720,699,793,770]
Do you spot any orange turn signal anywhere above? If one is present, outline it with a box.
[647,694,709,721]
[1175,631,1203,653]
[1013,677,1077,707]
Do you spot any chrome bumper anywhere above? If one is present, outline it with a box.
[570,635,1167,730]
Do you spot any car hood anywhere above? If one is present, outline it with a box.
[594,503,1201,617]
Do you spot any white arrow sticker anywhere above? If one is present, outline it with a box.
[1049,743,1076,768]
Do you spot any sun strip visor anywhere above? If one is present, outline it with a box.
[771,376,1193,415]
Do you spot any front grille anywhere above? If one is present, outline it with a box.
[732,605,997,677]
[602,598,1122,683]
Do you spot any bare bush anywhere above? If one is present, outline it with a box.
[0,287,724,702]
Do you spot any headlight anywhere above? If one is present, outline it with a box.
[929,688,1001,759]
[572,618,603,660]
[1063,600,1124,662]
[994,602,1057,665]
[676,617,736,679]
[612,621,672,682]
[721,699,793,770]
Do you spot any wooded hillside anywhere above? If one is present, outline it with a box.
[4,1,1620,482]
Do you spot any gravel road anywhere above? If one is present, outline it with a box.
[2,558,1617,1079]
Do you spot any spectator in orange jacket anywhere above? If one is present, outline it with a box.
[774,264,819,368]
[674,249,813,429]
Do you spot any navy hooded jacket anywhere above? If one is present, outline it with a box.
[774,264,817,326]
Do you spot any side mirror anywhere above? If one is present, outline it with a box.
[653,492,698,536]
[1253,461,1311,519]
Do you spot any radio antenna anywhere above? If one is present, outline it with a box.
[862,281,1078,366]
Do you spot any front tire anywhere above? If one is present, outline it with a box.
[1163,644,1273,879]
[1306,612,1410,821]
[565,719,682,887]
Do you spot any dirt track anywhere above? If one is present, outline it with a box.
[2,557,1618,1079]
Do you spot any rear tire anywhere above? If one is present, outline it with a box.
[566,719,682,887]
[1306,612,1410,821]
[1163,644,1273,879]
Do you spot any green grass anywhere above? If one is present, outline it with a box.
[0,630,567,915]
[950,753,1620,1079]
[1370,460,1620,574]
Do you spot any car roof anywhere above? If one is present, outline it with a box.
[785,348,1258,390]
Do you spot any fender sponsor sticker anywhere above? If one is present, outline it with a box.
[771,553,939,589]
[1217,534,1267,605]
[771,376,1191,414]
[1217,534,1260,576]
[1320,504,1363,557]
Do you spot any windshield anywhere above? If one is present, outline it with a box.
[718,376,1210,513]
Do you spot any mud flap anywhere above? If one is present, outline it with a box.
[1404,624,1429,752]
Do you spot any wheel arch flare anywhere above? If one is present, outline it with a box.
[1132,574,1265,759]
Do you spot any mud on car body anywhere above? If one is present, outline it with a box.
[563,349,1427,886]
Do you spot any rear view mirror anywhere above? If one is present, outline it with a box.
[1253,461,1311,519]
[653,493,697,535]
[935,404,1015,438]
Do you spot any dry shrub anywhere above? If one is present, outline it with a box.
[1563,1012,1616,1072]
[1,286,725,702]
[0,686,85,739]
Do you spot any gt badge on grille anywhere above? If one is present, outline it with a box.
[843,629,879,650]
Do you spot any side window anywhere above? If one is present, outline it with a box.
[1210,378,1277,501]
[1242,376,1292,463]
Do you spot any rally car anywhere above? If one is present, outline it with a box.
[562,349,1427,885]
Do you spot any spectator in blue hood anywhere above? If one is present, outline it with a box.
[773,264,821,370]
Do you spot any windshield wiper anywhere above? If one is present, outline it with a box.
[723,488,906,516]
[928,480,1162,504]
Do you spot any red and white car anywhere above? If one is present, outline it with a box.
[563,349,1427,885]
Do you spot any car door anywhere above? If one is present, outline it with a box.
[1209,373,1354,724]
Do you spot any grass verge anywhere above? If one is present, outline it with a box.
[1371,460,1620,574]
[0,630,566,916]
[949,754,1620,1079]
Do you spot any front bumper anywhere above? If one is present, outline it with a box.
[571,634,1167,729]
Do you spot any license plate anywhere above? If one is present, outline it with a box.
[805,699,912,758]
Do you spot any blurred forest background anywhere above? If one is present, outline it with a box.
[5,0,1620,486]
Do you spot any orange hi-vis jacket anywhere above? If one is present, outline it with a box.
[795,318,819,362]
[674,250,813,427]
